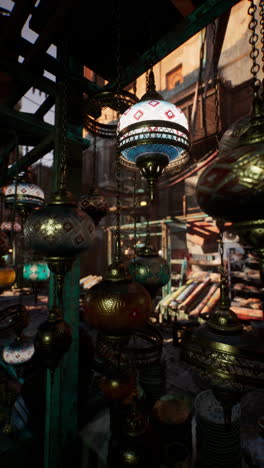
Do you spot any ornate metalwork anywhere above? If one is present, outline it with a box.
[83,89,139,138]
[34,306,72,372]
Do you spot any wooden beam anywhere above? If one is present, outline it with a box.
[0,0,35,49]
[0,104,90,148]
[0,133,54,187]
[169,0,195,17]
[35,95,55,119]
[0,57,57,99]
[105,0,241,90]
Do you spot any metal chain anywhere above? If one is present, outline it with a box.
[58,42,68,191]
[92,73,98,188]
[259,0,264,95]
[212,19,220,147]
[133,173,137,250]
[248,0,261,97]
[114,0,122,261]
[145,182,151,245]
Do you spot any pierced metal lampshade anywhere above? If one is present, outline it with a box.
[80,187,109,226]
[24,189,95,258]
[34,306,72,371]
[196,99,264,223]
[128,242,170,299]
[118,71,190,200]
[82,260,152,340]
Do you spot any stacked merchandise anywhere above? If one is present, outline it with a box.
[229,249,263,321]
[80,275,102,290]
[156,269,263,322]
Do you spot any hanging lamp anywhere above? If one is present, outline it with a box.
[23,261,50,282]
[24,73,95,299]
[181,220,264,426]
[3,169,45,216]
[34,305,72,373]
[128,185,170,299]
[196,1,264,283]
[118,69,191,200]
[82,153,152,341]
[80,126,109,225]
[2,303,34,365]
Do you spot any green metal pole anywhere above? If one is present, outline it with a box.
[44,48,84,468]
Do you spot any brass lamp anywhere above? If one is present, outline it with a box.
[196,1,264,285]
[181,222,264,426]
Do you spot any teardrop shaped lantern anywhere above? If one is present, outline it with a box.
[80,187,109,226]
[34,306,72,371]
[118,70,191,200]
[129,241,170,299]
[82,261,152,340]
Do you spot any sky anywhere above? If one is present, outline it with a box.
[2,0,56,167]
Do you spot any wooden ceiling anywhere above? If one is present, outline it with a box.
[0,0,241,179]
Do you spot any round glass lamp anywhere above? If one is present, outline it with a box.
[3,170,45,211]
[118,71,190,200]
[23,262,50,282]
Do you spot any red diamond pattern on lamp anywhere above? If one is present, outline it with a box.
[134,110,144,121]
[165,110,175,119]
[148,100,159,107]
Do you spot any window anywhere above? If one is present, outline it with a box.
[166,64,183,90]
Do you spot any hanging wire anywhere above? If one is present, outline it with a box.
[212,19,220,147]
[133,173,137,251]
[113,0,122,262]
[10,140,19,265]
[248,0,261,99]
[58,42,69,192]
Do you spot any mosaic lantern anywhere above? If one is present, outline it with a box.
[80,187,109,226]
[23,262,50,282]
[34,306,72,371]
[24,190,95,258]
[0,221,21,232]
[2,336,35,365]
[82,261,152,340]
[118,71,190,200]
[3,170,45,212]
[129,242,170,299]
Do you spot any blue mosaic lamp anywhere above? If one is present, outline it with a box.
[118,70,191,200]
[23,261,50,282]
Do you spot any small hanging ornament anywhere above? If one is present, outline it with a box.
[80,187,109,226]
[118,69,191,200]
[80,126,109,225]
[34,306,72,372]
